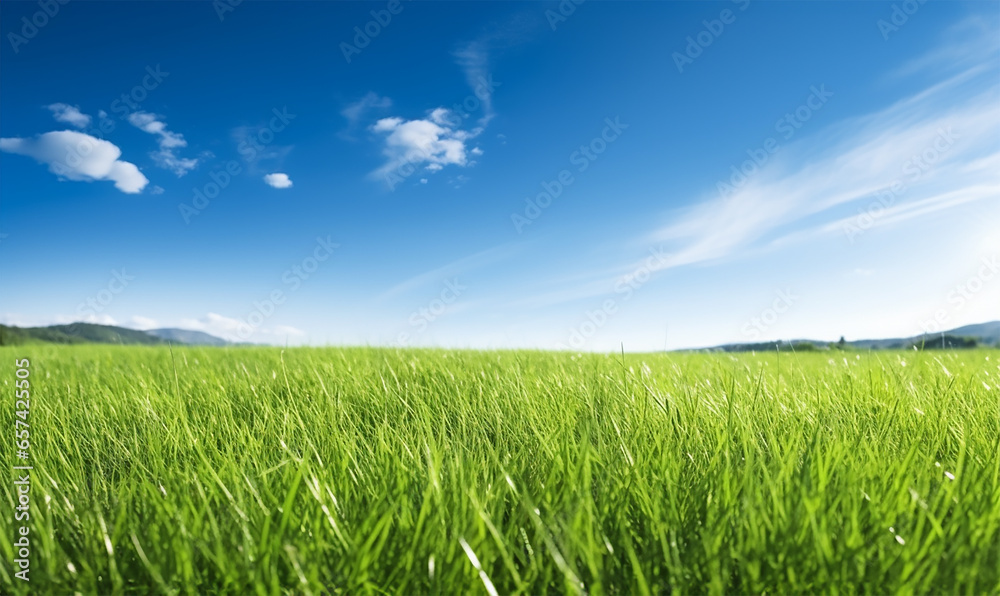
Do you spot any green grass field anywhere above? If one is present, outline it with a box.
[2,346,998,594]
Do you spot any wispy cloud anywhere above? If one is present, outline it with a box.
[378,242,523,301]
[454,40,495,126]
[453,11,537,128]
[342,92,392,125]
[127,111,199,176]
[46,103,91,128]
[510,27,1000,312]
[231,124,293,174]
[646,65,998,274]
[179,312,303,343]
[128,315,158,329]
[888,15,1000,80]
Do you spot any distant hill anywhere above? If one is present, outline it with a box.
[912,335,979,350]
[0,323,166,345]
[0,324,87,345]
[0,323,228,346]
[697,320,1000,352]
[947,321,1000,345]
[146,328,230,346]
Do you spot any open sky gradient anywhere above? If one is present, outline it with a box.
[1,0,998,350]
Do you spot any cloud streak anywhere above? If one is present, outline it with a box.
[128,111,199,176]
[646,65,999,274]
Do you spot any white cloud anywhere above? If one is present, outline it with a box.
[180,312,305,343]
[47,103,91,128]
[271,325,305,337]
[80,313,118,325]
[264,172,293,188]
[179,313,247,341]
[149,185,165,195]
[0,131,148,193]
[370,110,475,181]
[429,107,457,127]
[372,117,402,132]
[128,315,158,329]
[353,20,529,183]
[0,313,32,327]
[52,313,119,326]
[357,21,526,183]
[127,111,199,176]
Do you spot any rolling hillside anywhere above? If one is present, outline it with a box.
[0,323,227,346]
[702,321,1000,352]
[146,328,230,346]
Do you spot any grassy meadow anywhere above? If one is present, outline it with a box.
[1,345,998,594]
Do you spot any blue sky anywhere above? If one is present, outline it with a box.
[1,0,998,350]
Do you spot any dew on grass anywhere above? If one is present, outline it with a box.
[505,474,517,492]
